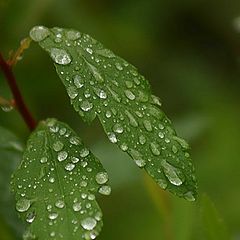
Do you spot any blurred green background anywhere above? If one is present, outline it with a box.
[0,0,240,239]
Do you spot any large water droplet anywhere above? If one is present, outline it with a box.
[161,160,184,186]
[73,202,82,212]
[73,75,84,88]
[150,142,161,156]
[80,148,90,157]
[55,200,65,209]
[66,30,81,40]
[108,132,118,143]
[48,212,58,220]
[81,217,97,230]
[129,149,146,167]
[30,26,50,42]
[16,198,31,212]
[113,123,124,134]
[98,185,111,195]
[80,100,93,112]
[65,163,75,171]
[58,151,68,162]
[50,48,72,65]
[26,211,36,223]
[143,120,152,132]
[95,172,108,184]
[67,86,78,99]
[124,90,136,100]
[53,141,64,152]
[125,110,139,127]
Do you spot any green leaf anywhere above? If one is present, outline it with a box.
[200,194,231,240]
[29,26,197,200]
[11,118,110,240]
[0,126,24,238]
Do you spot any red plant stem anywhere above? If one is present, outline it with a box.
[0,53,36,131]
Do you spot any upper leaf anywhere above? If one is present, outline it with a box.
[11,119,110,240]
[29,26,197,200]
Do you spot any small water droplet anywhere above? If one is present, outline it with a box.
[172,145,178,154]
[30,26,50,42]
[125,110,139,127]
[95,172,108,184]
[139,135,146,145]
[150,142,161,156]
[184,191,196,201]
[1,105,13,112]
[40,157,48,163]
[173,136,189,149]
[120,143,128,151]
[50,48,72,65]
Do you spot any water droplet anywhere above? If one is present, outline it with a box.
[65,163,75,171]
[48,212,58,220]
[108,132,117,143]
[138,90,149,102]
[172,145,178,154]
[80,100,93,112]
[81,217,97,230]
[151,95,162,106]
[66,30,81,40]
[50,48,72,65]
[67,86,78,99]
[125,110,138,127]
[86,47,93,54]
[184,191,195,201]
[161,160,184,186]
[98,185,111,195]
[58,151,68,162]
[139,135,146,145]
[40,157,48,163]
[173,136,189,149]
[105,110,112,118]
[26,211,35,223]
[53,141,64,152]
[120,143,128,151]
[158,132,164,139]
[124,90,136,100]
[1,105,13,112]
[49,177,55,183]
[143,120,152,132]
[125,81,133,88]
[157,179,168,189]
[115,62,123,70]
[129,149,146,167]
[80,148,90,157]
[96,48,115,58]
[16,198,31,212]
[71,156,80,163]
[150,142,161,156]
[95,172,108,184]
[73,75,84,88]
[73,202,82,212]
[94,88,107,99]
[30,26,50,42]
[70,136,81,145]
[113,123,124,134]
[55,200,65,209]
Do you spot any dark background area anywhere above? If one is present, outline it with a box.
[0,0,240,239]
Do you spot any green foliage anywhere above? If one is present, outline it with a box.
[0,126,24,239]
[11,119,110,240]
[200,194,231,240]
[29,26,197,200]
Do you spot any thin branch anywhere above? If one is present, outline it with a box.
[0,52,36,131]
